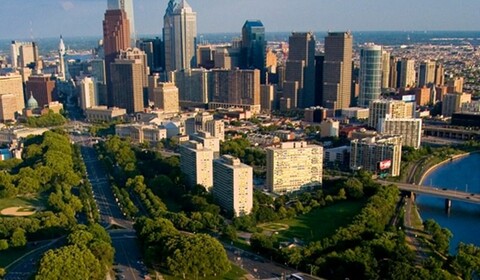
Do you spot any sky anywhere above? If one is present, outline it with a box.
[1,0,479,40]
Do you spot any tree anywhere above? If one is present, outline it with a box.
[0,239,8,251]
[10,228,27,248]
[35,245,103,280]
[345,178,364,199]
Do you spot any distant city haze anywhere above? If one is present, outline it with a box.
[1,0,480,40]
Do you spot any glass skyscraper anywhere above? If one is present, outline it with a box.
[241,20,266,79]
[358,44,382,108]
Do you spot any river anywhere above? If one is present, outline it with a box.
[417,153,480,253]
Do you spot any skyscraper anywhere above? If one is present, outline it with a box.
[399,59,416,88]
[10,41,38,69]
[163,0,197,72]
[323,32,353,110]
[110,56,145,113]
[78,76,98,111]
[381,50,390,89]
[418,60,436,87]
[285,32,315,108]
[108,0,135,41]
[153,82,179,113]
[358,44,382,108]
[241,20,266,82]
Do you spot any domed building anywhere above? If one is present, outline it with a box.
[27,93,39,110]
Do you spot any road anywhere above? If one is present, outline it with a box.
[77,136,145,280]
[4,238,65,280]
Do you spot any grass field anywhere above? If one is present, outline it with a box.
[261,200,366,243]
[161,264,248,280]
[0,196,47,215]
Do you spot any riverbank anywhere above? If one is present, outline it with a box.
[418,151,479,185]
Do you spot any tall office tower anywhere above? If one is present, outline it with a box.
[169,68,212,105]
[212,155,253,217]
[447,77,464,94]
[358,44,382,108]
[285,32,315,108]
[57,36,67,81]
[314,54,325,106]
[388,56,398,89]
[381,50,390,89]
[180,140,213,190]
[214,46,241,70]
[137,37,164,73]
[368,99,415,129]
[323,32,353,110]
[190,131,220,158]
[241,20,266,82]
[0,94,17,122]
[163,0,197,72]
[118,48,149,86]
[379,118,422,149]
[260,84,275,112]
[204,119,225,141]
[442,92,471,117]
[197,45,214,68]
[0,73,25,112]
[103,9,130,106]
[110,57,145,113]
[103,9,131,63]
[350,136,402,177]
[399,59,416,88]
[210,69,260,106]
[78,76,98,111]
[107,0,135,42]
[435,63,445,86]
[266,141,323,193]
[90,59,107,105]
[25,75,56,107]
[418,60,436,87]
[284,60,304,108]
[153,82,179,113]
[10,41,39,69]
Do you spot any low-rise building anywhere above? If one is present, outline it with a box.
[85,106,126,122]
[115,124,167,143]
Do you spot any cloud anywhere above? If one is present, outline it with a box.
[60,1,75,11]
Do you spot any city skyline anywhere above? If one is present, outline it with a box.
[1,0,480,40]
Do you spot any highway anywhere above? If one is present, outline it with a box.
[378,180,480,204]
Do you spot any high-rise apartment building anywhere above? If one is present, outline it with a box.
[381,50,390,89]
[110,58,145,113]
[180,140,213,190]
[323,32,353,110]
[0,73,25,112]
[78,76,98,111]
[285,32,315,108]
[358,44,383,108]
[210,69,260,106]
[169,68,212,105]
[399,59,416,88]
[368,99,415,129]
[190,131,220,158]
[350,136,402,177]
[107,0,135,42]
[435,64,445,86]
[266,141,323,193]
[241,20,266,81]
[163,0,197,72]
[418,60,436,87]
[442,92,471,117]
[388,56,398,89]
[379,118,422,149]
[0,94,18,122]
[260,84,275,112]
[25,75,56,108]
[447,77,464,94]
[213,155,253,217]
[204,119,225,142]
[10,41,38,69]
[153,82,179,113]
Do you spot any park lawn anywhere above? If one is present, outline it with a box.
[161,264,248,280]
[0,196,46,212]
[274,199,367,243]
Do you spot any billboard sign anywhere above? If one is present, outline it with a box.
[378,159,392,170]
